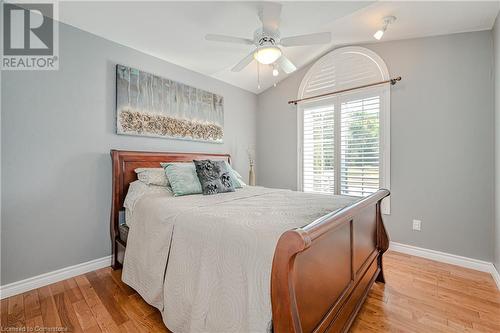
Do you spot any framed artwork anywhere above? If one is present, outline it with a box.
[116,64,224,142]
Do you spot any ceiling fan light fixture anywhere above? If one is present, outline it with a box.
[254,46,282,65]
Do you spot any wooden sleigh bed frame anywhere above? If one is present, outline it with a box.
[110,149,390,333]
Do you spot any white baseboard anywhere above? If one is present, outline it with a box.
[1,243,499,299]
[0,255,112,300]
[491,265,500,291]
[390,242,500,290]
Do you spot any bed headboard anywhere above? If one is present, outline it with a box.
[110,149,231,268]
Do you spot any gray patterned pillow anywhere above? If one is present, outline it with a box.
[193,160,235,195]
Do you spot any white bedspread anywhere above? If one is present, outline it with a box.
[122,186,358,333]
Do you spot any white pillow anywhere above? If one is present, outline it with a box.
[124,181,173,226]
[135,168,169,187]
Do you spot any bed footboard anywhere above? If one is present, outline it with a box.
[271,189,390,333]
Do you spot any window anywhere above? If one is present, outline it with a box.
[298,47,390,213]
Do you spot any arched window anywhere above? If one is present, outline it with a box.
[297,46,390,213]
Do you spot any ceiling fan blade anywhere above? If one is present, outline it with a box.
[259,2,282,34]
[205,34,253,45]
[280,32,332,47]
[276,55,297,74]
[231,51,255,72]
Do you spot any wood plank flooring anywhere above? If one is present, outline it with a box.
[1,251,499,332]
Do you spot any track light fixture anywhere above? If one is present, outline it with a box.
[374,16,396,40]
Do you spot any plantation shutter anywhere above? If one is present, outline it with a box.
[301,94,381,197]
[340,95,380,196]
[302,104,335,194]
[298,47,390,213]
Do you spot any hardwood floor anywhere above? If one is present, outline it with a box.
[1,251,499,332]
[350,251,500,332]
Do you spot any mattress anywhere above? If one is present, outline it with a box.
[121,184,359,333]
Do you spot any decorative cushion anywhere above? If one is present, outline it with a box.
[161,162,202,196]
[194,160,236,195]
[224,162,246,188]
[135,168,169,187]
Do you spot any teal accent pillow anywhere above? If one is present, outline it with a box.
[225,162,246,188]
[161,162,202,197]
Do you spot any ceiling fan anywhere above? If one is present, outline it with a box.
[205,2,331,75]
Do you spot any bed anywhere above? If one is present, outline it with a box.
[110,150,390,333]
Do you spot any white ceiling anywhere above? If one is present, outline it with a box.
[59,1,500,93]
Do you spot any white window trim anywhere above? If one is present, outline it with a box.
[296,46,391,214]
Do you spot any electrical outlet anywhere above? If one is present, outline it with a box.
[412,219,422,231]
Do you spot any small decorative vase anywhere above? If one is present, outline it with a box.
[249,164,256,186]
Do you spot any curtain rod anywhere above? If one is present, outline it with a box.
[288,76,402,105]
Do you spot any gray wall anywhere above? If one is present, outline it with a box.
[494,15,500,272]
[257,31,495,261]
[1,23,257,284]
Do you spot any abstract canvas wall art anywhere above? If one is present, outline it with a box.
[116,64,224,142]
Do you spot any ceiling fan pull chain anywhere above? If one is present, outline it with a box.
[257,62,261,90]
